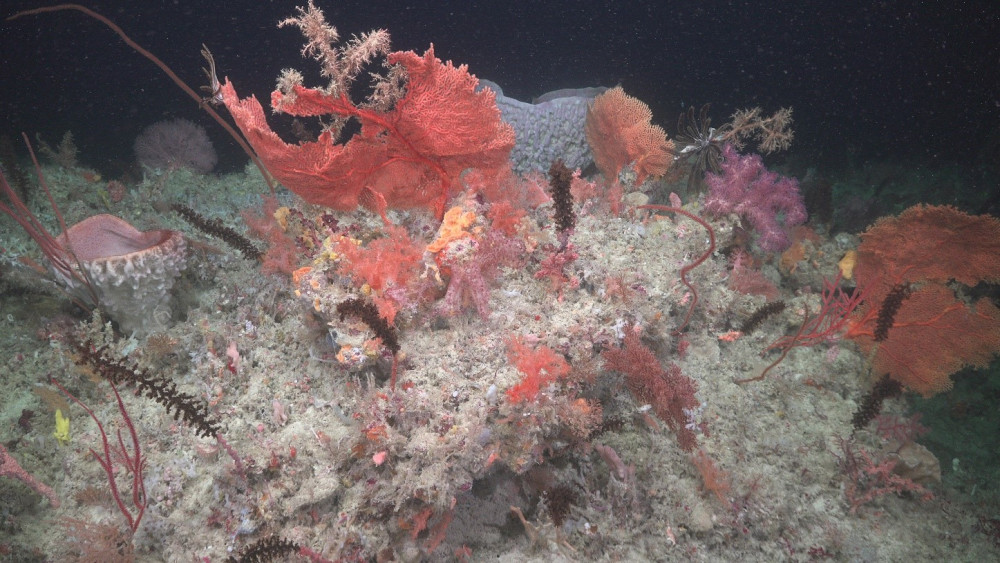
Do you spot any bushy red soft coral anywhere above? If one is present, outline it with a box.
[241,196,299,275]
[506,337,572,403]
[835,437,933,513]
[462,166,549,209]
[336,226,422,292]
[336,226,423,322]
[485,200,524,236]
[534,244,579,295]
[463,166,545,236]
[602,328,701,451]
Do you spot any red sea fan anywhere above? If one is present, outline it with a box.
[240,197,299,276]
[853,204,1000,296]
[849,283,1000,397]
[221,46,514,219]
[846,205,1000,397]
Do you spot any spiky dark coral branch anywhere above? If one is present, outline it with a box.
[70,335,221,439]
[170,202,263,260]
[547,160,576,246]
[739,300,786,335]
[336,297,401,389]
[851,374,903,431]
[336,297,399,354]
[873,283,911,342]
[228,534,331,563]
[543,484,580,527]
[228,535,299,563]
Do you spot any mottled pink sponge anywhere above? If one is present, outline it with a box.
[56,214,186,335]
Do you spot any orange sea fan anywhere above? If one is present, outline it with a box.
[847,204,1000,397]
[585,86,674,185]
[849,284,1000,397]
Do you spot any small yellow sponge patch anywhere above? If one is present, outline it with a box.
[53,409,70,445]
[838,250,857,280]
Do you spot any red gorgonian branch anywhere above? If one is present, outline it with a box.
[737,273,874,383]
[53,378,147,534]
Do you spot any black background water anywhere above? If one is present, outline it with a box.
[2,1,998,178]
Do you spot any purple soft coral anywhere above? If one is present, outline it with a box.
[704,144,806,252]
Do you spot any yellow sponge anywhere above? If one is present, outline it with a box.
[53,409,70,446]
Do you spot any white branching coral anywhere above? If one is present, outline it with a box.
[724,106,795,154]
[278,0,391,98]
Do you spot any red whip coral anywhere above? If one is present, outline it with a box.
[221,46,515,219]
[0,443,59,507]
[585,86,674,185]
[846,204,1000,396]
[738,273,872,384]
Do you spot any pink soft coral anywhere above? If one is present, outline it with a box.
[436,230,524,319]
[704,144,806,252]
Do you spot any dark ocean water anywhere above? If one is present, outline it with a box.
[2,0,998,179]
